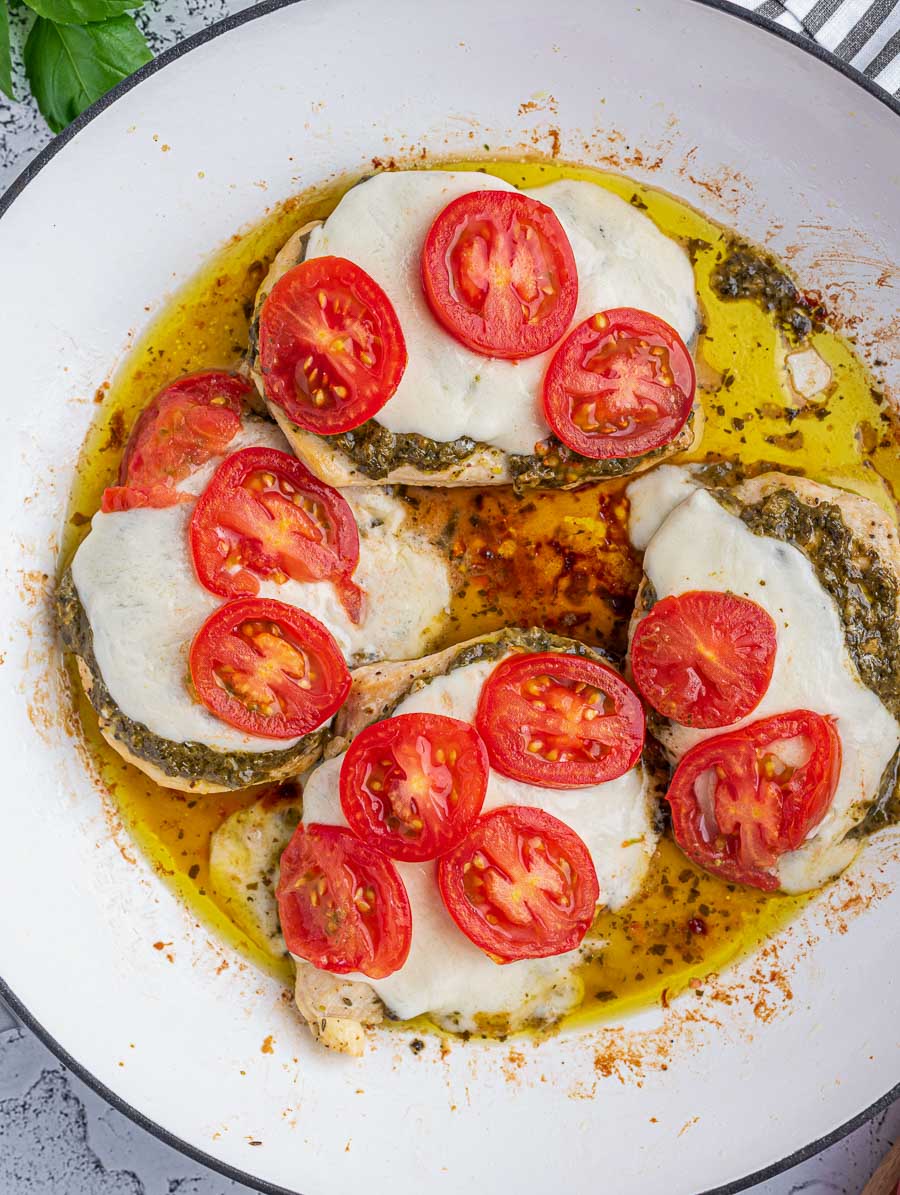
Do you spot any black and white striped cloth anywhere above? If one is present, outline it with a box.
[733,0,899,94]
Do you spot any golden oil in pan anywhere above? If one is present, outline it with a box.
[61,158,898,1029]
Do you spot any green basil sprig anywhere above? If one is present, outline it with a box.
[0,0,151,132]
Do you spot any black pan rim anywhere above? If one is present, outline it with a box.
[0,0,897,1190]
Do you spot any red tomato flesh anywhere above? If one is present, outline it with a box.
[542,308,695,459]
[189,446,363,622]
[277,822,412,978]
[258,256,407,434]
[438,805,599,961]
[188,597,350,739]
[101,371,248,512]
[631,590,777,729]
[475,652,645,789]
[421,190,578,360]
[666,709,842,890]
[339,713,489,862]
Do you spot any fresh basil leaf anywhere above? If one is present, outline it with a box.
[25,14,151,132]
[0,0,13,101]
[23,0,144,26]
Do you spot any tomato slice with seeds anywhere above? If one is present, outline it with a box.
[189,597,350,739]
[101,372,248,512]
[666,709,842,891]
[277,822,411,978]
[189,446,363,623]
[421,190,577,360]
[542,308,695,459]
[258,256,407,434]
[438,806,599,961]
[339,713,489,862]
[631,590,777,729]
[475,652,645,789]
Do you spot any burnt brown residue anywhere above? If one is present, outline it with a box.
[260,1035,275,1055]
[502,1047,527,1084]
[98,409,127,454]
[18,570,51,609]
[517,94,559,118]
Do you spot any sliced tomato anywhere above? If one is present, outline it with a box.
[277,822,412,978]
[542,308,695,459]
[421,189,577,360]
[101,482,193,513]
[438,806,599,961]
[631,590,777,729]
[101,372,248,512]
[188,597,350,739]
[339,713,489,862]
[258,256,407,434]
[666,709,842,890]
[475,652,645,789]
[189,446,363,622]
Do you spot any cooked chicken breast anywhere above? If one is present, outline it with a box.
[627,467,900,892]
[247,170,700,489]
[285,627,658,1051]
[59,417,451,793]
[209,785,304,954]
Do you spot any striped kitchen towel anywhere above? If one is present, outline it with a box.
[731,0,900,94]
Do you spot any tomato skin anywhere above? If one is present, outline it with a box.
[542,308,695,459]
[188,597,350,739]
[438,805,599,961]
[189,446,363,622]
[666,709,842,890]
[258,256,407,434]
[421,190,578,360]
[277,822,412,979]
[101,482,193,512]
[101,372,248,512]
[339,713,489,862]
[740,711,842,851]
[630,590,777,729]
[475,652,645,789]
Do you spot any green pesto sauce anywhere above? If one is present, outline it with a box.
[856,746,900,836]
[56,570,328,790]
[331,419,484,478]
[727,488,900,721]
[507,429,685,492]
[709,239,826,342]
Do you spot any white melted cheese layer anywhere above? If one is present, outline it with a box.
[300,657,656,1027]
[303,171,698,455]
[71,471,450,754]
[633,479,900,892]
[626,463,700,551]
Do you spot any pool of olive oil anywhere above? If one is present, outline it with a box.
[60,158,899,1031]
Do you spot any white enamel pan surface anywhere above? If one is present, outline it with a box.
[0,1,898,1191]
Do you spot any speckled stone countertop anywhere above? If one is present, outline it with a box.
[1,1,898,1191]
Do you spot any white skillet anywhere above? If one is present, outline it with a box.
[0,1,897,1191]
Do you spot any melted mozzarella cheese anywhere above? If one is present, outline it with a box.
[626,463,699,551]
[633,477,900,892]
[71,447,450,752]
[300,657,656,1028]
[303,171,698,455]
